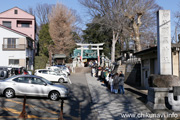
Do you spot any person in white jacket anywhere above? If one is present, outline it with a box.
[92,67,96,77]
[108,73,114,92]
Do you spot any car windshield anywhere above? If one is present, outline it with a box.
[54,68,60,72]
[56,73,63,76]
[41,77,54,85]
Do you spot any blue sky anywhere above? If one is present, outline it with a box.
[0,0,180,38]
[0,0,90,29]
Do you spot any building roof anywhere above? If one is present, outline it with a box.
[172,43,180,48]
[0,24,31,38]
[53,54,66,59]
[134,46,157,56]
[0,6,35,18]
[134,44,180,56]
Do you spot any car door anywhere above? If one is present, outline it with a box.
[13,77,32,95]
[29,77,50,96]
[36,70,50,81]
[48,72,59,82]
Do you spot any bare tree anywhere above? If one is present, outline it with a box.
[26,3,53,26]
[26,7,35,16]
[79,0,130,62]
[121,0,161,51]
[79,0,161,63]
[173,3,180,43]
[70,9,83,43]
[35,3,53,25]
[48,3,76,63]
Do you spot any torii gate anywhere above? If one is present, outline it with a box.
[76,43,104,66]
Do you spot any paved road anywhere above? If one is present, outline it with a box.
[86,73,156,120]
[0,96,62,120]
[65,73,97,120]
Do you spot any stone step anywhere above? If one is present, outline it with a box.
[117,64,126,74]
[74,67,91,73]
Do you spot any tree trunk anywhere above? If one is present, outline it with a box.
[48,46,53,66]
[49,50,52,66]
[111,30,119,63]
[133,22,142,52]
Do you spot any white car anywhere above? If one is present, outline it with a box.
[47,66,68,77]
[34,69,69,83]
[54,65,70,75]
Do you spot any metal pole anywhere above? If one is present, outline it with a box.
[18,96,27,119]
[58,99,64,120]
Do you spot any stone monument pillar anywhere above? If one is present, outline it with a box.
[147,10,174,110]
[157,10,172,75]
[101,53,105,67]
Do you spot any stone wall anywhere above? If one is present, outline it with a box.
[113,59,141,86]
[125,63,141,86]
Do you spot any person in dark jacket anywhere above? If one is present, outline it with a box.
[100,69,105,82]
[113,73,119,94]
[119,71,125,94]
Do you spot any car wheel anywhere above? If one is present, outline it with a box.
[49,91,59,101]
[4,88,15,98]
[59,78,64,83]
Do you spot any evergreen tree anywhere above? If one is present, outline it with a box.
[82,22,113,58]
[38,23,54,57]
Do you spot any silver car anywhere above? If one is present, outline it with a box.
[0,75,68,101]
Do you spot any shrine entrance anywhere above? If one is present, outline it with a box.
[72,43,104,66]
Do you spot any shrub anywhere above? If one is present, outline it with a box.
[35,55,48,70]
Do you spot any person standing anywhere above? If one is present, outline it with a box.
[119,71,125,94]
[113,73,119,94]
[109,72,114,92]
[100,69,105,82]
[97,66,102,80]
[91,67,96,77]
[104,69,108,86]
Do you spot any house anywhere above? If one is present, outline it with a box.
[0,24,34,70]
[0,7,36,40]
[134,45,180,89]
[0,7,36,70]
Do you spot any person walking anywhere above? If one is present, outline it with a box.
[113,73,119,94]
[119,71,125,94]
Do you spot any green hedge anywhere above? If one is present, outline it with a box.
[35,55,48,70]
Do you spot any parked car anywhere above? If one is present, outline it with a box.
[47,66,68,77]
[0,75,68,101]
[0,66,9,79]
[0,66,29,80]
[54,65,70,75]
[34,69,69,83]
[10,66,29,75]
